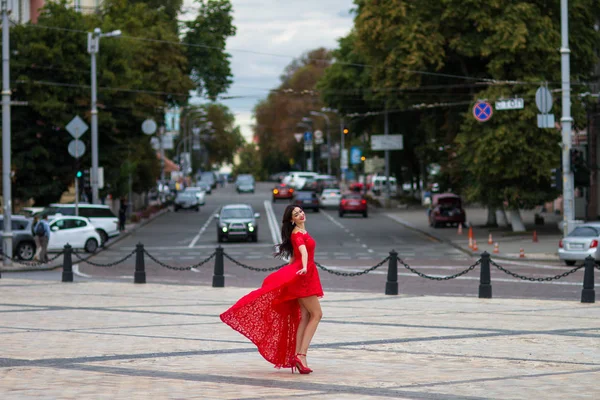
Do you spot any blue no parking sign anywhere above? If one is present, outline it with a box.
[473,101,493,122]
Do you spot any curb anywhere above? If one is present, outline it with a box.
[0,207,170,273]
[386,214,560,263]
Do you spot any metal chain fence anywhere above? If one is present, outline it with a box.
[397,256,481,280]
[490,259,584,281]
[223,252,287,272]
[144,250,216,271]
[73,250,136,268]
[1,251,64,268]
[316,256,390,277]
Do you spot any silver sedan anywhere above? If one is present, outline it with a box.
[558,224,600,265]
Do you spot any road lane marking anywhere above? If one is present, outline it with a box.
[188,207,219,248]
[72,264,91,278]
[386,213,441,243]
[320,209,375,253]
[264,200,282,245]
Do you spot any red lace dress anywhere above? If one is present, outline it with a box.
[220,231,323,368]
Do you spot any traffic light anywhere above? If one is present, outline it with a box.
[83,169,91,189]
[550,167,562,191]
[76,170,83,179]
[360,156,366,162]
[343,127,349,135]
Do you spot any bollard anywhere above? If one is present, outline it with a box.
[478,252,492,299]
[212,246,225,287]
[581,256,595,303]
[385,250,398,295]
[134,243,146,284]
[62,244,73,282]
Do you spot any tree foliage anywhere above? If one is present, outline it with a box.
[2,0,236,206]
[184,0,236,100]
[253,48,333,174]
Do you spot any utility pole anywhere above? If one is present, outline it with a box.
[340,116,345,183]
[560,0,574,236]
[2,0,13,266]
[384,102,391,207]
[88,28,121,204]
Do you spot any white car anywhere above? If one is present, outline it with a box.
[320,188,342,208]
[45,204,119,246]
[282,172,319,190]
[47,216,101,253]
[183,187,206,205]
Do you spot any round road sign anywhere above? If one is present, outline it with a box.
[535,86,553,113]
[68,139,86,159]
[142,119,157,135]
[473,101,493,122]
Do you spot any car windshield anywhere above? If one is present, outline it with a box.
[237,175,254,183]
[569,227,600,237]
[296,191,316,199]
[221,208,253,219]
[177,193,195,199]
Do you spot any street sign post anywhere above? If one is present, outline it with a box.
[371,134,404,151]
[66,116,89,139]
[535,86,555,128]
[66,116,89,216]
[141,119,157,135]
[495,98,524,110]
[294,133,303,143]
[473,101,493,122]
[314,129,324,145]
[350,146,362,165]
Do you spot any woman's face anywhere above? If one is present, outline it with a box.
[291,207,305,224]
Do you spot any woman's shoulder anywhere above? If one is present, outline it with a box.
[291,229,307,235]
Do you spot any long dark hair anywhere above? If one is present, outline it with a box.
[273,205,300,259]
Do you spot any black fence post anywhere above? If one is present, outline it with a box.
[134,243,146,284]
[62,244,73,282]
[212,246,225,287]
[385,250,398,295]
[581,256,595,303]
[478,252,492,299]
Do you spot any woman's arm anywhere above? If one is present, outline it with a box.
[297,245,308,274]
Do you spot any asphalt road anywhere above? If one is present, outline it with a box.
[9,182,589,301]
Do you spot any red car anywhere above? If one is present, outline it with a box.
[428,193,466,228]
[272,183,294,202]
[339,193,368,218]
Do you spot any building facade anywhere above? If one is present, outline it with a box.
[7,0,102,24]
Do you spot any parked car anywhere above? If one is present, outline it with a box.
[339,193,368,218]
[269,171,289,182]
[174,192,200,212]
[48,216,101,253]
[319,188,342,208]
[292,191,319,212]
[558,223,600,266]
[236,174,255,194]
[215,204,260,243]
[0,215,37,260]
[315,175,339,193]
[428,193,466,228]
[195,181,212,195]
[272,183,294,202]
[199,171,218,189]
[183,186,206,205]
[44,204,120,246]
[370,176,398,196]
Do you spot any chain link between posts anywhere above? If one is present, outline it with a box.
[397,256,481,280]
[490,259,584,281]
[1,251,64,267]
[316,256,390,276]
[144,250,216,271]
[223,252,287,272]
[73,250,136,268]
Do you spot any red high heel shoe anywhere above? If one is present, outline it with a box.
[293,353,312,374]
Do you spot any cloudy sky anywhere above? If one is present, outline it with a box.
[182,0,355,142]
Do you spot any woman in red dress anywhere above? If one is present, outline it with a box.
[220,205,323,374]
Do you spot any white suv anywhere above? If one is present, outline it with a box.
[44,204,120,246]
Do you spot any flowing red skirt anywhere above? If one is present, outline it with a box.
[220,263,308,368]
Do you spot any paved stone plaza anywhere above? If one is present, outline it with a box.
[0,278,598,399]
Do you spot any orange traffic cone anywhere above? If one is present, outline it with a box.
[533,230,538,243]
[519,248,525,258]
[468,226,473,240]
[488,233,493,245]
[493,242,499,254]
[457,223,463,235]
[472,239,479,251]
[468,237,473,249]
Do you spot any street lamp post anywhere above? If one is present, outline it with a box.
[2,0,12,266]
[88,27,121,204]
[310,111,332,175]
[320,108,346,183]
[297,121,312,172]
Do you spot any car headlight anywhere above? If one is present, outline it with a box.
[221,227,228,233]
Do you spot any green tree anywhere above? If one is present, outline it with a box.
[233,144,265,180]
[184,0,236,100]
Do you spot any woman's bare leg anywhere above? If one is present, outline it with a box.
[295,301,309,355]
[297,296,323,367]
